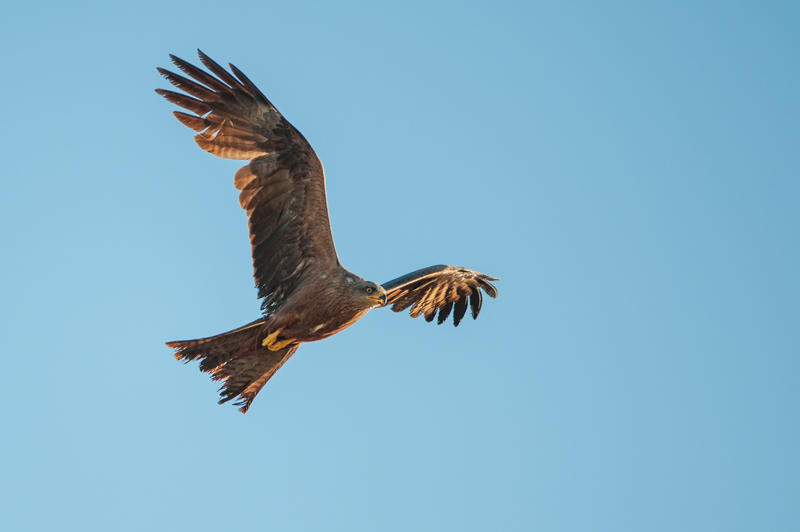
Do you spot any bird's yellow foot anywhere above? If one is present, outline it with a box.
[261,329,296,351]
[262,329,282,348]
[269,337,295,351]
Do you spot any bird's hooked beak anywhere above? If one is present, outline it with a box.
[369,292,387,307]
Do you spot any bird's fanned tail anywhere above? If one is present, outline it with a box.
[166,318,296,413]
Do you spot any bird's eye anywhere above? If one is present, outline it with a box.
[366,287,373,294]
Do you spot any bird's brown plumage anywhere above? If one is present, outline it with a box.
[158,51,337,312]
[383,265,499,325]
[160,51,499,413]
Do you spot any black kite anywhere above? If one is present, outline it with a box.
[158,51,499,412]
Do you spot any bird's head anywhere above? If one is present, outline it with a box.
[363,281,387,308]
[343,274,387,308]
[346,277,386,308]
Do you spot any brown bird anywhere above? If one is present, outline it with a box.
[158,51,499,412]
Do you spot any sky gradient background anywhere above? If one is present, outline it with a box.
[2,1,799,530]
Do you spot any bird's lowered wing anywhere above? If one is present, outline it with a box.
[382,265,499,326]
[157,51,339,312]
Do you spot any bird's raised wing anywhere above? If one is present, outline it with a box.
[157,51,339,312]
[382,265,499,326]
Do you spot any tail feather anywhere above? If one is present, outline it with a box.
[167,318,264,371]
[212,347,298,412]
[166,318,296,413]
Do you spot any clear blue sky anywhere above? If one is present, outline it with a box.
[1,1,798,530]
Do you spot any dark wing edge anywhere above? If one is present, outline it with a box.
[381,265,499,326]
[156,50,339,313]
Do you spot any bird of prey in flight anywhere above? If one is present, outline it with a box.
[158,51,499,412]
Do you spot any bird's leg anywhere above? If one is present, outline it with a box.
[261,328,296,351]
